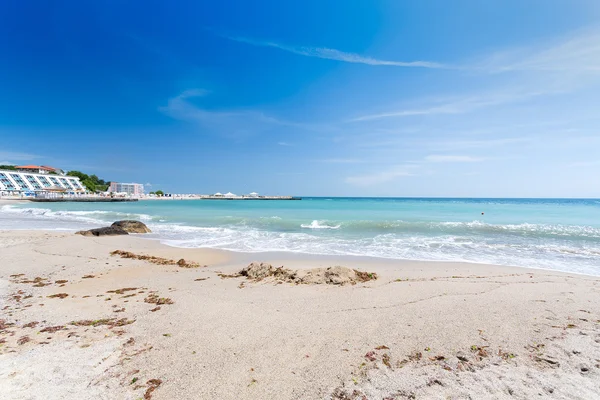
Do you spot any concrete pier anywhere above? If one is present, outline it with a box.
[28,197,138,202]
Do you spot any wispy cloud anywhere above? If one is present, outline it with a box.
[277,141,293,146]
[424,155,485,163]
[159,89,298,139]
[160,89,326,136]
[346,165,415,186]
[349,90,549,122]
[0,151,40,163]
[222,35,445,69]
[481,29,600,74]
[318,158,365,164]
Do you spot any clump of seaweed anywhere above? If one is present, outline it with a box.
[144,293,174,305]
[47,293,69,299]
[17,336,31,345]
[107,287,138,295]
[70,318,135,328]
[39,325,66,333]
[110,250,204,268]
[144,378,163,399]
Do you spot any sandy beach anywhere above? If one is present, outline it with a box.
[0,229,599,400]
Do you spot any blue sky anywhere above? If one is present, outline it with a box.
[1,1,600,197]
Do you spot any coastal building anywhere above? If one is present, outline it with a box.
[109,182,144,196]
[0,169,85,193]
[16,165,65,175]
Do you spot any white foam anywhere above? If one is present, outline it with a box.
[300,220,341,229]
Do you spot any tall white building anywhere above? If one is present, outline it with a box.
[0,169,85,193]
[109,182,144,196]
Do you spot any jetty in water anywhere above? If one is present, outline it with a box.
[196,195,301,200]
[28,197,138,203]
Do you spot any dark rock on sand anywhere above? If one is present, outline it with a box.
[76,226,129,237]
[111,220,151,234]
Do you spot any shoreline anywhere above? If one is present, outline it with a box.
[1,231,599,399]
[1,226,599,279]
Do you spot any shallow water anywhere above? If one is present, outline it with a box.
[1,197,599,275]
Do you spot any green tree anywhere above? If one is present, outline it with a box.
[67,170,110,192]
[0,165,17,170]
[155,190,164,196]
[67,171,89,181]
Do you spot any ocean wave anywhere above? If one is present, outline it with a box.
[158,225,600,275]
[300,220,341,229]
[0,205,154,224]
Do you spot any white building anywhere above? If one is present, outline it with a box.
[0,169,85,193]
[16,165,65,175]
[109,182,144,196]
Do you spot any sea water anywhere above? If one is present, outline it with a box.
[1,198,599,275]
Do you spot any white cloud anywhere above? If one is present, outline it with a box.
[223,35,445,69]
[346,166,415,186]
[425,155,485,163]
[277,141,293,146]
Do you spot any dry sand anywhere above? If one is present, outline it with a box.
[0,230,599,399]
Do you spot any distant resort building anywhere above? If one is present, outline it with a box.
[16,165,65,175]
[109,182,144,196]
[0,167,85,194]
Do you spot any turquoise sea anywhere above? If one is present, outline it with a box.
[2,198,600,275]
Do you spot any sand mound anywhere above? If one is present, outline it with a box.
[224,263,377,285]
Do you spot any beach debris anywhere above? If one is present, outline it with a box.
[22,321,39,329]
[107,287,138,295]
[70,318,134,328]
[17,336,31,345]
[39,325,66,333]
[111,220,152,233]
[144,378,163,400]
[110,250,203,268]
[331,388,368,400]
[194,277,209,281]
[364,351,377,362]
[144,293,174,305]
[47,293,69,299]
[82,275,95,279]
[375,345,389,350]
[76,226,129,236]
[382,353,392,368]
[149,306,161,312]
[55,280,68,284]
[221,263,378,286]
